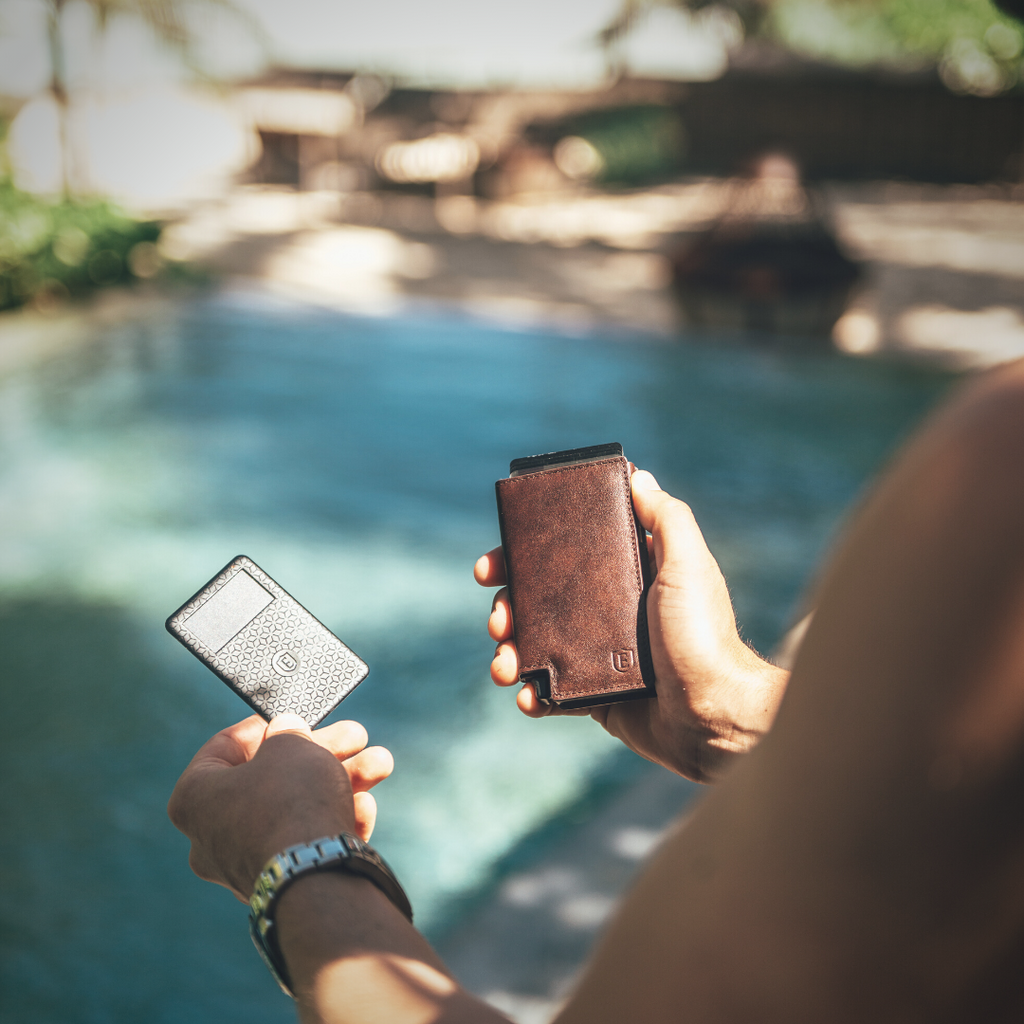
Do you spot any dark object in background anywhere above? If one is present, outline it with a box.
[677,67,1024,185]
[495,443,655,710]
[996,0,1024,21]
[166,555,369,727]
[670,220,861,338]
[669,153,861,339]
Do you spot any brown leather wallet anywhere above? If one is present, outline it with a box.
[495,443,655,709]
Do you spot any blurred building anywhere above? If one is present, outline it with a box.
[236,69,690,197]
[151,56,1024,362]
[677,46,1024,183]
[235,52,1024,200]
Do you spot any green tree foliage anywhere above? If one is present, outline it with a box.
[770,0,1023,93]
[565,106,686,185]
[0,176,163,311]
[601,0,1024,94]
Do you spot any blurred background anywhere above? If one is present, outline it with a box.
[0,1,1021,1021]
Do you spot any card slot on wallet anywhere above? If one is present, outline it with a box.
[495,443,655,709]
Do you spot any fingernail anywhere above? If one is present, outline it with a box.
[632,470,660,491]
[268,713,311,735]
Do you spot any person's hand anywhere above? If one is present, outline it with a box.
[167,714,394,902]
[474,469,788,782]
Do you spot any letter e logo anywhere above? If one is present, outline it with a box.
[272,649,301,676]
[612,649,634,672]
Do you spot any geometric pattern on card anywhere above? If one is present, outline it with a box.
[166,555,369,728]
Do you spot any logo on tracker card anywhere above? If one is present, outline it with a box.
[272,649,301,675]
[612,649,634,672]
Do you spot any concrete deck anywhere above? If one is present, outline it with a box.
[435,760,701,1024]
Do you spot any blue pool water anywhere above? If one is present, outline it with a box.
[0,292,954,1021]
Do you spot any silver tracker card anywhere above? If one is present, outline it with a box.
[166,556,368,728]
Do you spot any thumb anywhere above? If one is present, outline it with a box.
[631,469,703,574]
[630,468,668,534]
[265,713,313,739]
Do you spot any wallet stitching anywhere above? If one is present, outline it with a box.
[614,460,643,596]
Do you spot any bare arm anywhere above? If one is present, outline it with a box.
[170,472,793,1022]
[557,360,1024,1022]
[276,873,508,1024]
[168,714,510,1024]
[172,361,1024,1022]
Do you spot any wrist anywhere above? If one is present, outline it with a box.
[273,872,396,1006]
[237,816,356,897]
[712,644,788,748]
[276,873,512,1024]
[659,645,788,781]
[276,869,395,965]
[248,832,413,996]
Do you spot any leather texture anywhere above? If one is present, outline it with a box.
[495,455,654,708]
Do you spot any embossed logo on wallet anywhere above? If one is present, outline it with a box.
[272,649,301,675]
[612,649,635,672]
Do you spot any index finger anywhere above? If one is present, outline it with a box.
[474,546,507,587]
[310,719,369,760]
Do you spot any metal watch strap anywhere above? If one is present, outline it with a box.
[248,832,413,997]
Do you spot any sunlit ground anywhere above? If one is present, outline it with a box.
[149,179,1024,368]
[6,61,1024,371]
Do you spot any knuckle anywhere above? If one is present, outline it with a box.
[166,785,188,828]
[672,498,695,520]
[662,499,697,535]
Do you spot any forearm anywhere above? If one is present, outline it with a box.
[276,872,511,1024]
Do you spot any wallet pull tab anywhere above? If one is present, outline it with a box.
[521,668,552,704]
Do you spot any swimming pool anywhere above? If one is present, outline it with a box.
[0,291,953,1021]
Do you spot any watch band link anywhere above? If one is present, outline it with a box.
[248,832,413,996]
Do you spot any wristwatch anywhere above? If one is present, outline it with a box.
[248,832,413,996]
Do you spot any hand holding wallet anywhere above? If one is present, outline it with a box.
[495,443,655,709]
